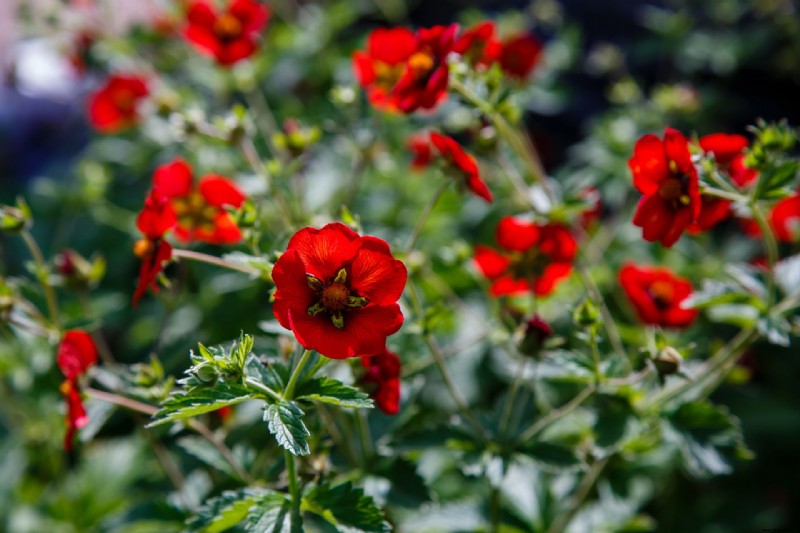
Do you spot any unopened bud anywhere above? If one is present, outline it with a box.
[518,314,553,357]
[573,298,600,328]
[0,198,32,233]
[654,347,682,377]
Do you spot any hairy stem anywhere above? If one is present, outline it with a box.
[284,349,313,401]
[172,248,262,275]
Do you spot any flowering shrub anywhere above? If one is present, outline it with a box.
[2,1,800,532]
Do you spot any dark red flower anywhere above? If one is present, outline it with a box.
[133,188,177,306]
[272,223,407,359]
[353,25,457,113]
[474,216,577,297]
[578,187,602,229]
[152,158,247,244]
[453,21,501,68]
[629,128,701,247]
[88,74,149,133]
[498,33,543,79]
[619,263,697,328]
[429,132,493,202]
[407,134,433,169]
[687,196,732,234]
[770,192,800,242]
[184,0,270,66]
[699,133,758,187]
[56,330,98,452]
[519,314,552,356]
[361,349,401,415]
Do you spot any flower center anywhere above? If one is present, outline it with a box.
[408,51,435,78]
[134,238,155,259]
[374,61,405,89]
[508,248,550,281]
[214,13,243,40]
[648,280,674,310]
[306,268,369,329]
[171,192,218,233]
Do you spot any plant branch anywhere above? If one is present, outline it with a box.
[517,384,596,443]
[172,248,262,275]
[545,456,610,533]
[404,180,450,254]
[20,229,60,330]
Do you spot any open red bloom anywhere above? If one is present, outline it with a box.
[429,132,493,202]
[56,330,98,452]
[474,217,576,297]
[629,128,701,247]
[152,158,246,244]
[619,264,697,328]
[361,349,401,415]
[498,33,543,79]
[353,25,457,113]
[133,188,177,306]
[184,0,270,66]
[453,21,501,68]
[272,223,407,359]
[88,74,149,133]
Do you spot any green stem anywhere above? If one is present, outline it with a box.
[172,248,262,276]
[499,356,528,440]
[20,229,60,330]
[284,349,313,401]
[545,456,610,533]
[751,201,779,305]
[517,384,596,443]
[240,136,297,225]
[404,180,450,254]
[243,376,283,402]
[355,410,374,465]
[285,450,301,524]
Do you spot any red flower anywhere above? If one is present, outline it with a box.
[184,0,270,66]
[770,192,800,242]
[88,74,149,133]
[699,133,758,187]
[519,314,553,356]
[152,158,247,244]
[453,21,501,68]
[429,132,493,202]
[688,196,732,234]
[629,128,701,247]
[619,263,697,328]
[56,330,98,452]
[353,25,457,113]
[407,134,433,169]
[133,188,177,306]
[498,33,543,79]
[361,349,401,415]
[474,216,577,297]
[272,223,407,359]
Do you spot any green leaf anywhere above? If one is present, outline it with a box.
[682,280,762,311]
[593,394,637,452]
[706,303,760,327]
[757,315,792,347]
[263,401,310,456]
[245,355,289,392]
[147,383,256,428]
[244,493,297,533]
[664,401,752,478]
[295,376,374,409]
[302,481,390,533]
[775,253,800,297]
[177,436,238,480]
[186,488,281,533]
[517,441,584,472]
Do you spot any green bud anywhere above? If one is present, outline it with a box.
[573,298,600,328]
[0,198,32,233]
[653,347,682,377]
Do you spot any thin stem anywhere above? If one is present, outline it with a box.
[404,180,450,254]
[355,410,374,465]
[284,349,313,401]
[285,451,301,524]
[240,136,297,225]
[545,456,610,533]
[243,376,283,402]
[77,290,117,367]
[85,387,158,415]
[751,202,779,305]
[20,229,60,330]
[702,186,748,203]
[518,385,596,443]
[172,248,262,275]
[499,356,528,440]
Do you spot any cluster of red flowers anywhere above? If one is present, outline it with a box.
[619,264,698,328]
[133,158,247,305]
[57,330,98,452]
[408,132,493,202]
[183,0,270,66]
[353,22,542,113]
[474,216,577,297]
[88,74,149,133]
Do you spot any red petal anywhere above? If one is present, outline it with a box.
[496,217,539,252]
[537,224,577,262]
[489,276,531,296]
[633,195,671,243]
[499,33,542,79]
[272,249,316,330]
[466,173,493,203]
[770,193,800,242]
[374,378,400,415]
[699,133,748,165]
[218,38,257,65]
[57,330,98,380]
[88,91,125,133]
[349,236,407,306]
[285,223,361,282]
[228,0,270,33]
[663,128,692,174]
[186,0,216,27]
[199,175,246,207]
[153,159,194,198]
[533,263,572,296]
[208,212,243,244]
[352,51,376,86]
[184,26,222,58]
[473,245,509,279]
[132,240,172,306]
[367,27,416,65]
[629,134,667,195]
[659,206,692,247]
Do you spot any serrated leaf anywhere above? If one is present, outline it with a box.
[264,401,310,456]
[724,263,766,297]
[177,436,238,480]
[302,482,390,533]
[295,377,373,409]
[757,316,792,346]
[664,401,751,479]
[245,355,289,392]
[147,383,256,427]
[244,493,296,533]
[682,280,762,311]
[775,254,800,297]
[517,441,584,472]
[186,488,279,533]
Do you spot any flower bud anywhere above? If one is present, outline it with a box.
[0,278,14,320]
[518,314,553,357]
[653,346,682,377]
[573,298,600,328]
[272,119,321,158]
[56,249,104,289]
[0,198,32,233]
